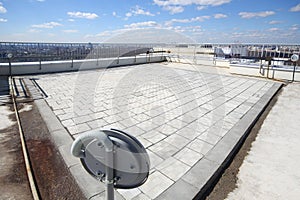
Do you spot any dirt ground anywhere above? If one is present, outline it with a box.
[18,101,86,200]
[0,103,33,200]
[205,84,282,200]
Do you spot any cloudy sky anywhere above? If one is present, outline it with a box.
[0,0,300,43]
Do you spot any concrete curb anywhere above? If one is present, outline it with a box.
[28,84,109,199]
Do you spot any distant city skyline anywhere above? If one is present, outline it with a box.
[0,0,300,43]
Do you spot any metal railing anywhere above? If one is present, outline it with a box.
[1,42,299,70]
[0,42,156,63]
[163,43,300,60]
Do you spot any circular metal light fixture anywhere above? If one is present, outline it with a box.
[71,129,150,199]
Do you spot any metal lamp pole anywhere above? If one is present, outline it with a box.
[7,53,13,76]
[291,54,299,82]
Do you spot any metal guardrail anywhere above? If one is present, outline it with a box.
[1,42,299,70]
[162,44,300,68]
[0,42,156,63]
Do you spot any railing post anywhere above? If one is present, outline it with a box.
[71,51,74,68]
[134,45,137,63]
[117,46,120,64]
[38,43,42,70]
[266,57,272,79]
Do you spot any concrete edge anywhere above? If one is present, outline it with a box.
[1,55,167,76]
[31,92,108,199]
[194,82,283,199]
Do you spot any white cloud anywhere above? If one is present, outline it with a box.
[0,18,7,22]
[197,6,206,10]
[268,28,279,32]
[290,27,298,31]
[239,11,275,19]
[290,24,299,31]
[153,0,231,13]
[153,0,231,7]
[269,20,282,24]
[170,25,202,33]
[132,6,155,16]
[214,13,227,19]
[85,26,198,43]
[124,21,159,29]
[125,6,155,19]
[67,11,98,19]
[28,29,42,33]
[290,3,300,12]
[112,11,122,18]
[63,29,78,33]
[125,12,132,17]
[162,5,184,14]
[95,31,113,37]
[165,15,210,26]
[68,19,75,22]
[165,18,190,26]
[191,15,210,22]
[0,2,7,13]
[36,0,45,2]
[31,22,62,28]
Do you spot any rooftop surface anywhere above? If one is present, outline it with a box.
[16,62,282,199]
[227,83,300,200]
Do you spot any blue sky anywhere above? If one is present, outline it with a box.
[0,0,300,43]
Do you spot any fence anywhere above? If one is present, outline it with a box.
[0,42,156,63]
[1,42,299,64]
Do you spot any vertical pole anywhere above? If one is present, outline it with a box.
[292,62,296,82]
[105,146,114,200]
[267,59,271,78]
[193,45,196,64]
[71,44,73,68]
[261,44,264,58]
[7,53,13,76]
[117,46,120,64]
[134,45,137,63]
[259,59,263,74]
[9,58,12,76]
[38,43,42,70]
[149,46,151,62]
[71,51,74,68]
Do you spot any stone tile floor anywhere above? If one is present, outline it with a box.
[33,63,275,199]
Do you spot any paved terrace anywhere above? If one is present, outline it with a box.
[24,62,281,200]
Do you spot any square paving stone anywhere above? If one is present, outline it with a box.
[163,134,190,149]
[174,147,204,167]
[148,141,180,159]
[139,171,174,199]
[156,157,190,181]
[188,139,213,155]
